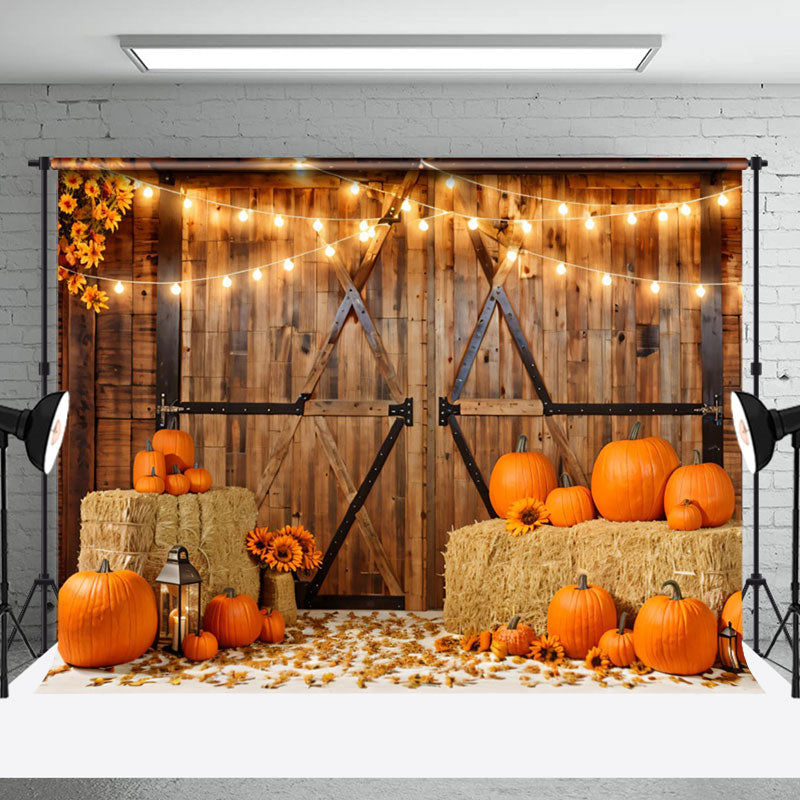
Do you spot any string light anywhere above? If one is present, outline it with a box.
[556,262,567,275]
[585,217,595,230]
[313,218,323,232]
[680,203,691,216]
[325,245,335,257]
[418,219,429,231]
[658,209,668,222]
[359,231,369,242]
[238,209,249,222]
[718,193,729,206]
[467,217,479,230]
[183,197,192,209]
[359,220,368,232]
[252,268,262,281]
[368,226,376,239]
[627,212,637,226]
[445,176,456,189]
[696,284,706,297]
[222,275,232,288]
[114,280,124,294]
[507,249,518,263]
[401,198,412,212]
[558,203,568,216]
[142,186,154,199]
[602,273,612,286]
[170,282,181,295]
[650,281,660,294]
[350,182,360,195]
[274,215,284,227]
[521,220,532,234]
[283,259,294,272]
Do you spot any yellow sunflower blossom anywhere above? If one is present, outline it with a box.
[277,524,322,571]
[114,183,134,213]
[80,285,109,314]
[102,206,122,232]
[66,272,87,296]
[58,193,78,214]
[505,497,551,536]
[78,238,105,269]
[528,634,565,666]
[57,265,69,282]
[62,172,83,191]
[70,220,89,241]
[63,242,80,266]
[244,527,275,564]
[92,201,108,221]
[264,533,303,573]
[584,646,611,673]
[101,179,114,200]
[83,179,100,199]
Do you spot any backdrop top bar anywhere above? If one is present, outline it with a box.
[40,157,751,173]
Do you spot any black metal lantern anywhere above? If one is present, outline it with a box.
[718,620,743,672]
[155,545,202,655]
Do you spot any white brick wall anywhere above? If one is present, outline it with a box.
[0,80,797,636]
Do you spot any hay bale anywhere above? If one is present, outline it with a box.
[443,517,742,635]
[78,487,259,612]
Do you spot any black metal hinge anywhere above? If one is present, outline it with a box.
[438,396,461,426]
[388,396,414,426]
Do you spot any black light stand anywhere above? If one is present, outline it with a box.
[740,154,790,654]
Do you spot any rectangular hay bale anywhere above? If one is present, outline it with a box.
[443,517,742,634]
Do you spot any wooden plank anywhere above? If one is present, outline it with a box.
[458,399,544,416]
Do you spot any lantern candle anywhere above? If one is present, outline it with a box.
[169,607,190,652]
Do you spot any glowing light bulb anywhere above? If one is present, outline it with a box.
[325,245,335,258]
[222,275,232,288]
[367,226,376,239]
[418,219,429,231]
[401,198,411,212]
[585,217,595,230]
[274,215,284,227]
[650,281,660,294]
[114,280,124,294]
[350,182,360,195]
[556,262,567,276]
[658,209,668,222]
[507,249,518,263]
[294,158,306,169]
[183,197,192,209]
[142,186,154,199]
[252,268,262,281]
[283,259,294,272]
[521,220,532,234]
[170,282,181,295]
[467,217,478,230]
[445,176,455,189]
[718,193,728,207]
[602,273,612,286]
[696,284,706,298]
[680,203,691,216]
[627,212,637,225]
[313,218,323,232]
[558,202,568,216]
[238,209,249,222]
[359,220,368,232]
[359,231,369,242]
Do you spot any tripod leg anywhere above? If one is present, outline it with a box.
[7,609,36,659]
[7,582,36,648]
[764,606,792,660]
[763,582,794,648]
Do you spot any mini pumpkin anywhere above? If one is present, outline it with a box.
[493,615,537,656]
[202,587,262,648]
[185,462,212,493]
[633,580,717,675]
[546,473,596,527]
[152,421,195,473]
[667,499,702,531]
[663,449,736,528]
[132,439,165,485]
[182,629,219,661]
[134,466,165,495]
[719,590,746,667]
[546,573,617,659]
[165,464,190,496]
[598,611,636,668]
[489,434,557,517]
[259,607,286,643]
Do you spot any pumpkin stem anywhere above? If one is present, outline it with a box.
[146,439,154,452]
[172,464,180,474]
[682,498,692,506]
[224,587,235,598]
[508,615,521,630]
[515,434,528,453]
[150,467,156,477]
[194,462,200,469]
[618,612,628,635]
[693,449,702,465]
[561,473,572,488]
[577,573,589,591]
[628,421,643,440]
[97,559,111,573]
[661,580,683,600]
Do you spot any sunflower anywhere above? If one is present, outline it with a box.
[62,172,83,191]
[244,527,275,563]
[114,182,134,213]
[279,524,322,570]
[58,193,78,214]
[66,272,87,295]
[264,533,303,573]
[505,498,551,536]
[584,647,611,673]
[80,285,109,313]
[63,242,80,266]
[83,179,100,200]
[78,238,105,269]
[528,634,565,666]
[71,220,89,241]
[57,266,69,282]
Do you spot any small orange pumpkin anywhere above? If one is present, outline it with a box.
[134,466,165,495]
[132,439,165,485]
[493,615,536,656]
[182,629,219,661]
[165,464,190,496]
[202,587,262,648]
[719,590,746,667]
[598,611,636,668]
[152,421,195,473]
[259,607,286,643]
[546,473,596,527]
[663,449,735,528]
[667,499,703,531]
[547,573,617,659]
[489,434,557,517]
[185,462,212,493]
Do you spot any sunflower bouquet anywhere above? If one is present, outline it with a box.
[57,169,135,313]
[245,524,323,573]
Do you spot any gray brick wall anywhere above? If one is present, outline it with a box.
[0,81,797,643]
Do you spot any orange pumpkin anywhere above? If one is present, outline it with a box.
[489,434,557,517]
[185,462,212,493]
[719,590,746,666]
[165,464,190,496]
[667,499,702,531]
[132,439,165,485]
[546,473,596,527]
[598,611,636,667]
[591,421,679,522]
[134,466,165,495]
[547,573,617,658]
[663,449,735,528]
[202,587,262,648]
[633,580,717,675]
[152,423,195,473]
[182,629,219,661]
[259,607,286,643]
[58,559,158,668]
[492,615,536,656]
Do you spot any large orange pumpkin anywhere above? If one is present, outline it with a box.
[546,574,617,658]
[132,439,165,485]
[546,473,596,527]
[633,580,717,675]
[492,615,536,656]
[663,449,735,528]
[202,587,262,648]
[719,590,746,666]
[152,423,195,473]
[58,559,158,668]
[598,611,636,667]
[591,422,679,522]
[489,434,557,517]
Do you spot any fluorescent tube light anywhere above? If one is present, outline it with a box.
[120,35,661,74]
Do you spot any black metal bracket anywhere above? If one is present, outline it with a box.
[545,401,723,424]
[438,396,461,426]
[388,397,414,426]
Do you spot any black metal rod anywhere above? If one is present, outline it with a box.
[545,403,710,416]
[447,415,497,518]
[39,157,50,654]
[794,432,799,698]
[1,433,7,699]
